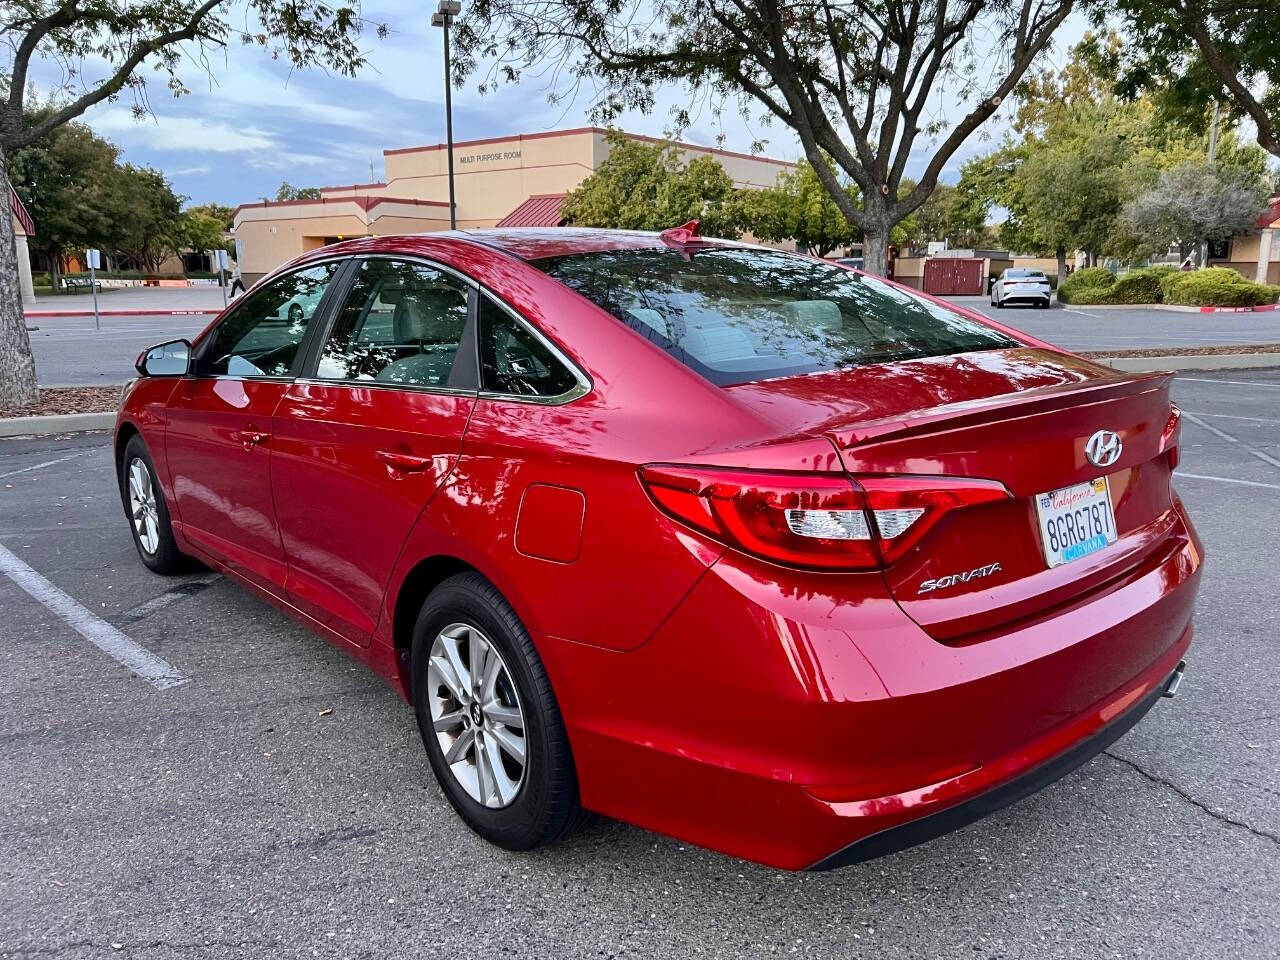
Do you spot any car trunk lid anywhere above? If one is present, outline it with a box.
[726,348,1180,640]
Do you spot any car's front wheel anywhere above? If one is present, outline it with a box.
[118,434,189,574]
[411,572,584,851]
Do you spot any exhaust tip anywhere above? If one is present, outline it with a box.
[1162,661,1186,698]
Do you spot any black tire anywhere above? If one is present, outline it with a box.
[118,434,189,574]
[411,572,585,851]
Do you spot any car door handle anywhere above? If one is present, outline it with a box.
[375,450,435,473]
[237,428,269,448]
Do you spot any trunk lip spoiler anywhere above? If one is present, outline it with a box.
[828,370,1174,451]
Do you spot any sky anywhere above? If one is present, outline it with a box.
[27,1,1091,208]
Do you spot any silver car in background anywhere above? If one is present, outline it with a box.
[991,268,1052,308]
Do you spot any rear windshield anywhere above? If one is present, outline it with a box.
[533,248,1018,385]
[1004,269,1047,279]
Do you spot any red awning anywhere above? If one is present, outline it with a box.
[1256,196,1280,229]
[9,184,33,235]
[495,194,567,228]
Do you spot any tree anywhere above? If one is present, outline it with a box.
[274,182,323,202]
[1120,160,1271,260]
[110,165,184,274]
[561,130,741,238]
[896,182,996,251]
[177,209,232,259]
[185,203,235,231]
[7,116,122,290]
[954,33,1229,276]
[1101,0,1280,158]
[734,160,857,256]
[454,0,1076,278]
[0,1,384,407]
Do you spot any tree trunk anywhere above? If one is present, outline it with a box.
[0,146,40,408]
[862,230,890,277]
[1055,245,1067,287]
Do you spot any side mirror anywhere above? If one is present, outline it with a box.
[136,339,192,377]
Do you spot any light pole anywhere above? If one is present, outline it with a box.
[431,0,462,230]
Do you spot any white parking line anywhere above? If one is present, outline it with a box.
[1182,412,1280,469]
[1177,473,1280,491]
[1179,378,1280,388]
[1064,309,1101,318]
[1186,411,1280,425]
[0,544,189,690]
[0,452,88,480]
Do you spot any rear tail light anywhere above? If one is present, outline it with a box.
[1160,403,1181,470]
[638,465,1010,571]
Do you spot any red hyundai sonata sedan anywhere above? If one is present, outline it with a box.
[115,226,1202,870]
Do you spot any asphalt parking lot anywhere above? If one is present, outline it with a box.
[27,314,213,387]
[1,371,1278,959]
[24,297,1280,386]
[958,298,1280,351]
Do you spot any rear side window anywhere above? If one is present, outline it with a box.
[478,294,580,398]
[534,248,1018,385]
[316,259,470,388]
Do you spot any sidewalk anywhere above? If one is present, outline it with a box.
[27,286,229,315]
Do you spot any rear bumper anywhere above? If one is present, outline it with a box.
[808,658,1185,870]
[540,506,1202,871]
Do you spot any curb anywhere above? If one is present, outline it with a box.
[1092,353,1280,372]
[1055,302,1279,313]
[24,309,220,318]
[0,412,115,438]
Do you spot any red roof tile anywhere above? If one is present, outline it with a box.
[1257,196,1280,229]
[495,194,568,228]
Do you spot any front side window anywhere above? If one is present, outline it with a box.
[316,259,470,388]
[534,248,1020,386]
[478,294,580,398]
[200,262,338,377]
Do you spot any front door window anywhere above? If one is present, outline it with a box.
[199,262,339,377]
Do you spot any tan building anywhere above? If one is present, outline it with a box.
[1210,197,1280,284]
[233,126,795,283]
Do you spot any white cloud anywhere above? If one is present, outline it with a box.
[90,109,277,154]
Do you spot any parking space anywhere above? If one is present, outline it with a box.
[1,371,1278,959]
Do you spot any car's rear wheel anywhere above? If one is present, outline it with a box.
[118,434,188,574]
[411,572,584,850]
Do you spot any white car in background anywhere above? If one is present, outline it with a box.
[991,268,1052,308]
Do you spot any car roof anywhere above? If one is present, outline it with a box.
[449,227,745,261]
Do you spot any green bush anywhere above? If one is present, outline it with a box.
[1058,286,1116,305]
[1160,268,1280,307]
[1054,267,1116,304]
[1057,267,1115,304]
[1106,268,1167,304]
[1064,266,1115,289]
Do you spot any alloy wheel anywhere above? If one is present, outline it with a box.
[127,457,160,555]
[427,622,528,808]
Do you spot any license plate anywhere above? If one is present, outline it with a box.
[1034,477,1118,568]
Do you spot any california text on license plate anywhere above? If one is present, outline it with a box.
[1034,476,1118,568]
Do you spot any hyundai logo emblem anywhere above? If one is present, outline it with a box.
[1085,429,1123,468]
